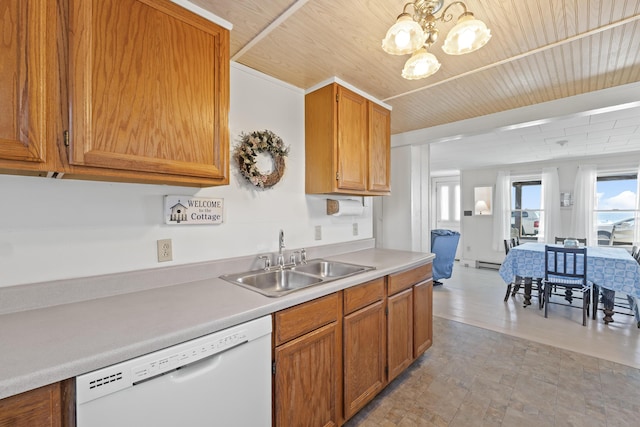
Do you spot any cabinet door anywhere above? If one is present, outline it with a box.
[413,280,433,357]
[336,86,367,191]
[0,383,61,427]
[343,300,385,421]
[0,0,49,166]
[368,102,390,193]
[274,322,340,427]
[69,0,229,183]
[387,288,413,382]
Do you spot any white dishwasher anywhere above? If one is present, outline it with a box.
[76,315,271,427]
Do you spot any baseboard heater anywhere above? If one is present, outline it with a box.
[477,261,501,270]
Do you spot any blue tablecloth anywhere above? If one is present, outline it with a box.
[499,243,640,299]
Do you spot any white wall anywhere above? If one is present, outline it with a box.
[376,145,429,252]
[460,153,640,265]
[0,63,373,287]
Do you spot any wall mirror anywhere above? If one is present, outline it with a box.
[474,186,493,215]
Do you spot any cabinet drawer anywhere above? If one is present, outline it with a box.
[387,263,432,295]
[344,278,385,315]
[274,293,340,346]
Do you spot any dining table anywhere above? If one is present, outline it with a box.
[499,242,640,326]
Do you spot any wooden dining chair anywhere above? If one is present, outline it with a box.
[503,239,519,301]
[594,249,640,328]
[554,237,587,245]
[543,245,591,326]
[503,239,541,307]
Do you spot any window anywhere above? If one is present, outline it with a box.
[435,180,460,223]
[595,174,638,246]
[511,180,541,240]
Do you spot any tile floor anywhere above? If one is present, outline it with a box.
[344,263,640,426]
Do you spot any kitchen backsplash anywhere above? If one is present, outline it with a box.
[0,63,373,287]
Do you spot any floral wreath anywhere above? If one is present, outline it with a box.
[234,130,289,188]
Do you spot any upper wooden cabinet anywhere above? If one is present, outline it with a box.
[0,0,230,187]
[368,102,391,193]
[305,83,390,196]
[67,0,229,186]
[0,0,56,174]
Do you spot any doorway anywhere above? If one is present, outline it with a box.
[432,176,461,258]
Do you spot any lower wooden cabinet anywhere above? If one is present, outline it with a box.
[272,261,433,426]
[274,323,340,427]
[343,278,385,420]
[413,279,434,357]
[388,263,434,379]
[0,381,75,427]
[273,293,342,427]
[387,287,414,382]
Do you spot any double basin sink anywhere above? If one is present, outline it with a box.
[220,259,375,297]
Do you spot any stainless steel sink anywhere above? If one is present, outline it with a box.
[222,269,324,297]
[291,259,373,278]
[220,259,374,297]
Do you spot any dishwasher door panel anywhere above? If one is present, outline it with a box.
[77,318,271,427]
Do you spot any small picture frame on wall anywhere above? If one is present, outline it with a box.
[474,186,493,215]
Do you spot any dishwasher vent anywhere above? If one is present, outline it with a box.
[89,372,123,389]
[77,368,131,405]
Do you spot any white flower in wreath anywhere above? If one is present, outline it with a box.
[234,130,289,189]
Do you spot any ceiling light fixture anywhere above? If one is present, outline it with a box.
[382,0,491,80]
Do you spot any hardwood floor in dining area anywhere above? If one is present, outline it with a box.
[344,263,640,426]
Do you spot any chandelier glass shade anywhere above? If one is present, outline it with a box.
[382,14,427,55]
[442,13,492,55]
[401,48,441,80]
[382,0,491,79]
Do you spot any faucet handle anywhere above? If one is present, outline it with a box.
[290,250,301,265]
[258,255,271,270]
[300,248,307,263]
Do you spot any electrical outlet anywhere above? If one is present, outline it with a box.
[352,223,358,236]
[157,239,173,262]
[315,225,322,240]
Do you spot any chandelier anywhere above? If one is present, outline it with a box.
[381,0,491,80]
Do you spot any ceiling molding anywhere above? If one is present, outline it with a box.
[392,81,640,147]
[230,0,311,62]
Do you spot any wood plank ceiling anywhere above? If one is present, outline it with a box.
[192,0,640,135]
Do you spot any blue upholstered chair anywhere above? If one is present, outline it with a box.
[430,229,460,285]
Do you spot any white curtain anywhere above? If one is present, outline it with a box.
[570,165,597,245]
[635,164,640,245]
[540,167,561,243]
[492,171,511,251]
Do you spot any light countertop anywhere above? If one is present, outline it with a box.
[0,245,433,400]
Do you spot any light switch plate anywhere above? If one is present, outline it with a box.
[315,226,322,240]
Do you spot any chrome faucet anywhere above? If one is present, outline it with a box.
[276,230,285,267]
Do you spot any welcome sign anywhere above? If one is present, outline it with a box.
[164,195,223,225]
